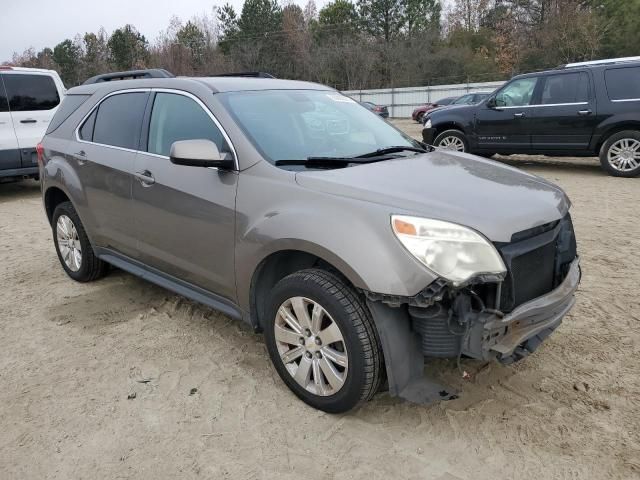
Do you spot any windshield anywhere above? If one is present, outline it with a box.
[219,90,418,164]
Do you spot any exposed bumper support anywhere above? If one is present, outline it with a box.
[476,257,580,363]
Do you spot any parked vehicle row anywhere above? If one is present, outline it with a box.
[39,69,579,412]
[423,57,640,177]
[412,92,491,124]
[0,67,65,182]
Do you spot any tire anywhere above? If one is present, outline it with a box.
[52,201,108,282]
[599,130,640,177]
[433,129,469,152]
[416,112,424,124]
[264,269,384,413]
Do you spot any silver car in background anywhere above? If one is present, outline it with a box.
[39,70,579,413]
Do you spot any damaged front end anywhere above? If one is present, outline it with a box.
[365,214,580,405]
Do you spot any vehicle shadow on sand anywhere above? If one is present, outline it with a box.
[0,179,41,202]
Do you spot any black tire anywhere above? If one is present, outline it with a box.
[52,201,108,282]
[599,130,640,177]
[264,269,384,413]
[433,129,469,152]
[416,112,424,124]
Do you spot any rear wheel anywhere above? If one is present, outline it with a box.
[599,130,640,177]
[264,269,383,413]
[52,201,108,282]
[433,129,468,152]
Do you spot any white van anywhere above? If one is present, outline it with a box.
[0,66,66,181]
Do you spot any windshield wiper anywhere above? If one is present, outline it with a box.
[275,157,387,169]
[355,145,429,158]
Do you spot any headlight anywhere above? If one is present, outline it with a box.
[391,215,506,285]
[424,118,432,128]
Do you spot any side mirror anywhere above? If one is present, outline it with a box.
[486,97,497,109]
[169,139,235,170]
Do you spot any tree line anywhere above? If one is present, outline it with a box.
[6,0,638,90]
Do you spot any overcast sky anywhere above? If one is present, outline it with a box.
[1,0,328,62]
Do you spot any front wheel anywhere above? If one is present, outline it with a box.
[264,269,384,413]
[599,130,640,177]
[433,129,469,152]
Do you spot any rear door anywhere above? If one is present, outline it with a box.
[474,76,540,151]
[3,72,61,167]
[0,74,20,170]
[131,90,238,299]
[73,90,149,257]
[529,71,597,151]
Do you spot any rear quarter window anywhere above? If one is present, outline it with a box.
[46,94,90,134]
[605,66,640,101]
[3,74,60,111]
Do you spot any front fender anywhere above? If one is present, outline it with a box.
[234,164,437,313]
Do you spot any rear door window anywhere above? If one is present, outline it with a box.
[3,74,60,111]
[540,72,590,104]
[605,66,640,101]
[91,92,148,150]
[147,92,226,157]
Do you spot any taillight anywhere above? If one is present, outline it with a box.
[36,142,44,164]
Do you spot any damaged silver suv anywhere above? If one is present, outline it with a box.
[39,70,579,413]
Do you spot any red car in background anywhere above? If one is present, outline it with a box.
[411,96,456,123]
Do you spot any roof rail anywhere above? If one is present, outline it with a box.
[211,72,276,79]
[561,56,640,69]
[83,69,174,85]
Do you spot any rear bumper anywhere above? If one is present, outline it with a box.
[0,166,39,179]
[478,257,580,363]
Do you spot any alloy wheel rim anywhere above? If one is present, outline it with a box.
[439,136,465,151]
[56,215,82,272]
[274,297,348,396]
[608,138,640,172]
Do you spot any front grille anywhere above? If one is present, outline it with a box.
[497,214,577,312]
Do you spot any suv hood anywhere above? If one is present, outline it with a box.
[295,151,569,243]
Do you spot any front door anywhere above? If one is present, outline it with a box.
[0,75,20,170]
[474,76,540,152]
[132,91,238,301]
[529,71,598,151]
[73,90,149,257]
[3,72,61,168]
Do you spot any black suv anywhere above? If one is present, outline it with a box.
[422,57,640,177]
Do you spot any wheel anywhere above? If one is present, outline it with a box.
[433,129,468,152]
[264,269,384,413]
[52,201,108,282]
[599,130,640,177]
[416,112,424,124]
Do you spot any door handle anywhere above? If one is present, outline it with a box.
[135,170,155,186]
[20,119,37,124]
[513,112,526,118]
[578,109,593,116]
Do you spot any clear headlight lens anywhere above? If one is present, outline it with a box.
[424,118,432,128]
[391,215,506,285]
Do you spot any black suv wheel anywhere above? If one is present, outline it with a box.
[599,130,640,177]
[433,129,469,152]
[264,269,384,413]
[52,201,108,282]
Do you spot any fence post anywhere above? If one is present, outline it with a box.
[391,87,396,118]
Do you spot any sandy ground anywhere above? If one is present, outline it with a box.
[1,119,639,479]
